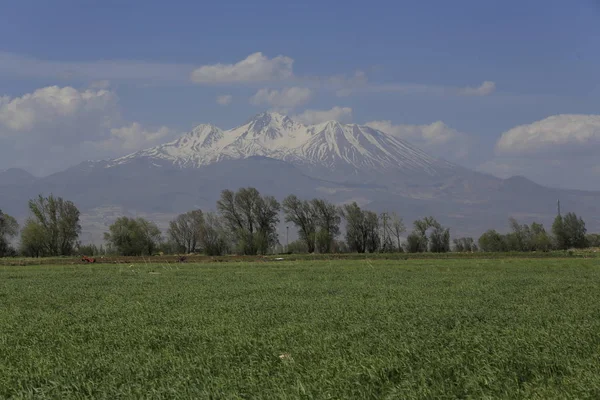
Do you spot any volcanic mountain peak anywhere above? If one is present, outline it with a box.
[109,112,454,175]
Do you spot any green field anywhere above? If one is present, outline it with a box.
[1,259,600,399]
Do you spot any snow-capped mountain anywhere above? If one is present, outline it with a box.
[2,111,600,244]
[109,112,455,176]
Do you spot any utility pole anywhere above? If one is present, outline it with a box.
[557,199,561,217]
[286,226,289,252]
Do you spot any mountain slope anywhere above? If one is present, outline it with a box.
[0,168,37,186]
[109,112,455,178]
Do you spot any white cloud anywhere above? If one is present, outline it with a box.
[496,114,600,154]
[216,94,233,106]
[0,86,117,139]
[0,85,176,174]
[0,52,495,103]
[460,81,496,96]
[478,114,600,190]
[293,107,353,125]
[366,120,472,160]
[250,87,312,109]
[191,52,294,84]
[98,122,175,151]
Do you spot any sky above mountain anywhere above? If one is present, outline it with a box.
[1,0,599,190]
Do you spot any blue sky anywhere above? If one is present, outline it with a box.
[1,0,599,189]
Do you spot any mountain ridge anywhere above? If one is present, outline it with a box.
[108,112,455,179]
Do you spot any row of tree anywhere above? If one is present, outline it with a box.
[1,195,81,257]
[0,188,598,258]
[478,214,589,252]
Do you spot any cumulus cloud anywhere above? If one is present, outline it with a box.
[460,81,496,96]
[495,114,600,154]
[478,114,600,190]
[191,52,294,84]
[250,87,312,109]
[0,85,176,174]
[366,120,472,160]
[293,107,353,125]
[0,51,495,104]
[0,86,117,139]
[216,94,233,105]
[97,122,175,151]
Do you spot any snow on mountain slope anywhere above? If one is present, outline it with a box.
[109,112,455,175]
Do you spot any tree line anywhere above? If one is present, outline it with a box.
[1,188,598,258]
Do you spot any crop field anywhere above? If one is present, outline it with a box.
[1,258,600,399]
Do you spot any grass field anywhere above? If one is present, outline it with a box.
[1,258,600,399]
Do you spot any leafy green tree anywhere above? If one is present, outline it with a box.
[405,218,430,253]
[478,230,506,252]
[286,239,310,254]
[20,219,47,257]
[158,240,181,255]
[553,213,587,249]
[507,217,528,251]
[502,219,552,252]
[562,212,587,249]
[217,188,280,255]
[138,218,163,255]
[586,233,600,248]
[552,215,567,250]
[104,217,162,256]
[201,212,230,256]
[282,195,317,253]
[26,195,81,256]
[387,212,406,252]
[341,203,366,253]
[254,193,281,255]
[167,209,204,253]
[311,199,341,253]
[378,212,398,253]
[405,217,449,253]
[504,233,521,252]
[529,222,552,252]
[0,210,19,257]
[364,210,380,253]
[453,237,476,252]
[332,239,349,253]
[429,223,450,253]
[217,189,248,253]
[405,232,427,253]
[340,203,380,253]
[532,231,553,252]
